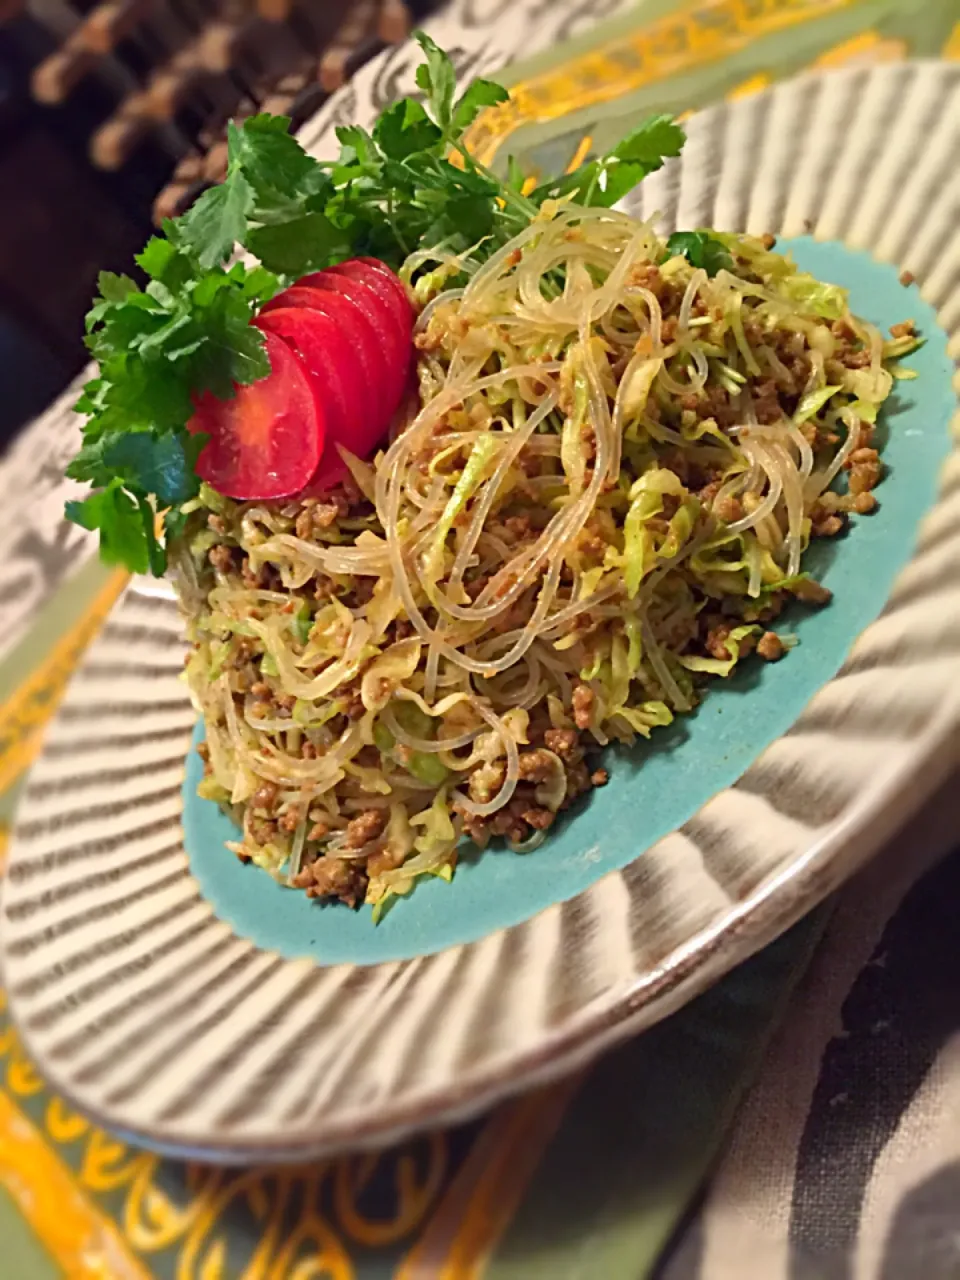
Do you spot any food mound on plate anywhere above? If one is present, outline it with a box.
[65,35,921,916]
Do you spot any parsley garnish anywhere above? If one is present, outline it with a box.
[67,32,686,574]
[665,230,733,276]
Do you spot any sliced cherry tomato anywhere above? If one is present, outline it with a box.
[187,330,324,501]
[297,272,408,413]
[302,260,414,344]
[244,260,417,499]
[299,450,349,498]
[255,306,365,441]
[260,286,386,423]
[351,258,416,328]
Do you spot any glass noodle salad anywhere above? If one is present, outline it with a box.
[66,37,921,916]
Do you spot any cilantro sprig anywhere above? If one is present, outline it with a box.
[67,31,686,575]
[665,230,733,276]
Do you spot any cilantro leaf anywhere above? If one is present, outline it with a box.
[227,114,321,202]
[66,36,691,577]
[66,480,156,575]
[612,114,685,171]
[505,154,527,193]
[136,236,178,280]
[247,213,350,275]
[335,125,382,170]
[97,271,137,302]
[414,31,457,131]
[373,99,443,159]
[452,78,509,133]
[69,430,202,506]
[171,172,253,268]
[535,114,685,208]
[665,230,733,276]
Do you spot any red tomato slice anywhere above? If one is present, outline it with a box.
[187,331,324,501]
[260,286,386,424]
[255,306,364,443]
[299,450,349,498]
[298,271,409,414]
[352,258,416,326]
[303,261,414,344]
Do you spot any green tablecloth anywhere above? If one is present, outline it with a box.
[1,2,959,1276]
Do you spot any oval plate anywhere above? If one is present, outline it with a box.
[4,62,960,1162]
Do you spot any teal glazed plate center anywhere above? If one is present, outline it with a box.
[182,238,956,966]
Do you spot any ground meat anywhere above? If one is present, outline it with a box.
[714,494,743,524]
[562,759,593,806]
[789,577,833,605]
[841,348,872,369]
[209,544,235,573]
[853,492,877,514]
[241,557,276,590]
[543,728,580,759]
[248,816,278,846]
[890,319,915,339]
[351,577,376,608]
[831,318,858,343]
[630,262,666,299]
[252,782,278,811]
[847,447,881,495]
[503,515,532,542]
[704,622,734,661]
[810,503,845,538]
[703,384,740,430]
[520,807,554,831]
[757,632,785,662]
[343,809,388,850]
[278,809,302,833]
[758,592,785,623]
[571,684,595,731]
[899,270,914,287]
[591,768,609,787]
[292,855,367,907]
[307,820,329,841]
[366,846,406,879]
[761,233,776,250]
[343,684,365,720]
[848,419,876,454]
[752,378,783,425]
[517,749,557,783]
[228,640,254,669]
[468,759,506,804]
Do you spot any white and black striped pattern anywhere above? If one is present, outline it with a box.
[4,62,960,1161]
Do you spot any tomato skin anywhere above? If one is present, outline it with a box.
[187,330,324,500]
[302,260,413,340]
[260,285,385,422]
[296,272,408,407]
[195,259,417,503]
[298,450,349,497]
[254,306,363,440]
[351,258,415,325]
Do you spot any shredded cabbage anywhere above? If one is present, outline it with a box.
[175,211,910,914]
